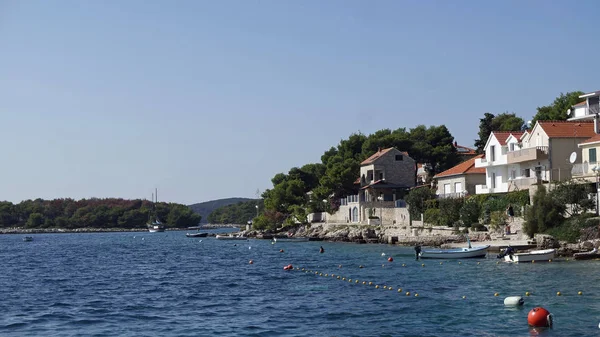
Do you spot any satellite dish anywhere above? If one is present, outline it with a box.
[569,152,577,164]
[567,109,571,116]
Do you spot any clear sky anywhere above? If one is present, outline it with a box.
[1,0,599,205]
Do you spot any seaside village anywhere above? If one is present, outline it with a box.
[298,89,600,247]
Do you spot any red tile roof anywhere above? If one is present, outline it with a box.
[433,155,485,179]
[538,120,595,138]
[492,131,524,145]
[579,134,600,146]
[361,147,408,165]
[454,143,476,155]
[573,101,587,107]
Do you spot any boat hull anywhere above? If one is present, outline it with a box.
[273,237,310,242]
[148,227,165,233]
[186,233,208,238]
[216,235,247,240]
[504,249,555,263]
[419,245,490,259]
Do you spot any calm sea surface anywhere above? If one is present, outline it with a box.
[2,230,600,337]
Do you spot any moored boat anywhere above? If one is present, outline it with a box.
[573,248,600,260]
[23,236,33,242]
[147,189,166,233]
[419,245,490,259]
[504,249,555,263]
[273,236,310,243]
[186,232,208,238]
[216,234,248,240]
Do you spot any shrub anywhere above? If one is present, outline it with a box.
[459,199,481,226]
[424,208,440,226]
[438,198,463,227]
[545,214,596,243]
[524,185,565,237]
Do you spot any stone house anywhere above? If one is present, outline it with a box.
[433,154,485,198]
[327,147,416,225]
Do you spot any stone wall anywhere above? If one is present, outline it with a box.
[358,149,416,188]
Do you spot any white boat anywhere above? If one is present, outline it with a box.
[273,236,310,242]
[147,189,166,233]
[419,245,490,259]
[504,249,555,263]
[216,234,247,240]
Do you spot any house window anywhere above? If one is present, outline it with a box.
[444,184,451,194]
[510,143,515,152]
[395,155,403,161]
[590,148,597,163]
[490,146,496,162]
[524,169,530,178]
[379,172,384,180]
[510,170,516,180]
[491,173,496,189]
[454,182,462,193]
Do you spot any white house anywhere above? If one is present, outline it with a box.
[475,121,597,194]
[568,90,600,121]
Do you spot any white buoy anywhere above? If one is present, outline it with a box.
[199,240,202,242]
[142,238,145,241]
[504,296,524,306]
[381,253,386,256]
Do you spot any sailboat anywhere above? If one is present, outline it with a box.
[147,188,166,233]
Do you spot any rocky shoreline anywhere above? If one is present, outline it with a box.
[5,224,600,258]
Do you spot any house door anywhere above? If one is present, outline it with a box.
[535,166,542,182]
[352,207,358,223]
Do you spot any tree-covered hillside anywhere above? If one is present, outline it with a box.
[0,198,201,229]
[188,197,254,222]
[207,199,262,224]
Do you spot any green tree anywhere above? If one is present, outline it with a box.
[524,185,565,237]
[549,180,594,217]
[409,125,460,176]
[460,198,481,226]
[531,91,585,125]
[405,186,436,219]
[26,213,44,228]
[474,112,524,154]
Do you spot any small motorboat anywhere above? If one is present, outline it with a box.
[419,245,490,259]
[504,248,555,263]
[573,248,600,260]
[273,236,310,243]
[186,232,208,238]
[216,234,248,240]
[23,236,33,242]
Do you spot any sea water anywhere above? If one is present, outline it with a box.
[1,231,600,336]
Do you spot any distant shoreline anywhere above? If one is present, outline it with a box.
[0,226,242,235]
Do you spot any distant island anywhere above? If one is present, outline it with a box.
[188,197,259,223]
[0,198,200,232]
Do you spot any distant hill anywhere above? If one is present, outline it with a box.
[188,197,255,223]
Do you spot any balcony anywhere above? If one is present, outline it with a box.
[474,155,507,167]
[437,192,467,199]
[507,177,539,189]
[572,162,598,177]
[568,105,600,121]
[507,146,548,164]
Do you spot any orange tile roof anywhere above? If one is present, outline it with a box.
[580,134,600,145]
[538,120,595,138]
[573,101,587,107]
[454,143,476,154]
[492,131,524,145]
[433,155,485,179]
[361,147,408,165]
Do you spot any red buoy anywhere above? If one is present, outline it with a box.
[249,260,254,264]
[279,249,284,253]
[527,307,552,327]
[287,264,293,270]
[388,257,394,262]
[283,265,290,270]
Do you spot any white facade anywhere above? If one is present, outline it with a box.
[474,132,511,194]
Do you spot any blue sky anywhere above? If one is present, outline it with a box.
[1,0,599,205]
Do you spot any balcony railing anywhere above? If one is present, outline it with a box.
[507,146,549,164]
[437,192,467,199]
[572,162,599,177]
